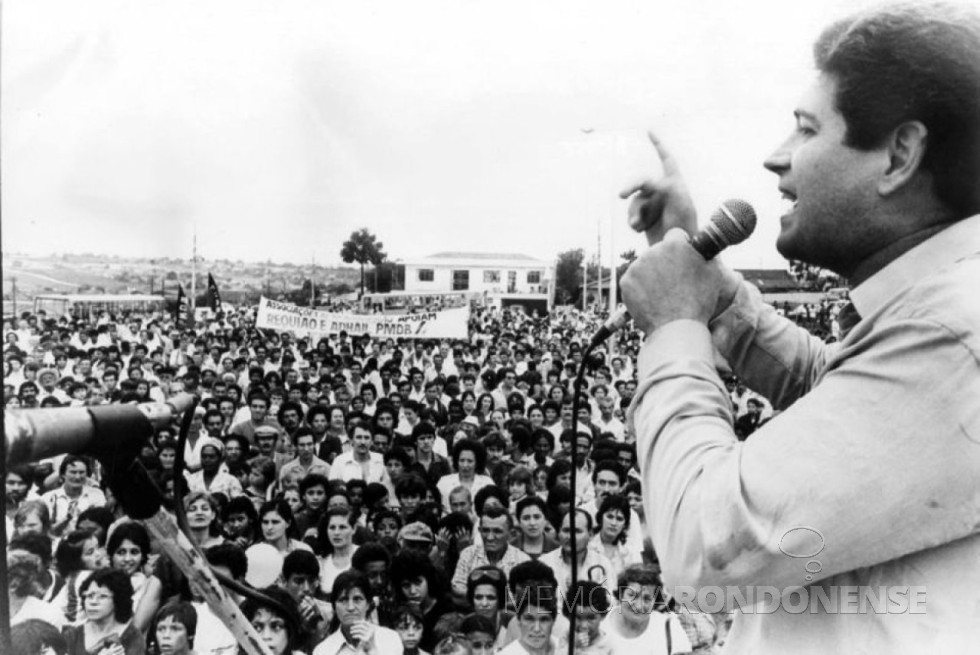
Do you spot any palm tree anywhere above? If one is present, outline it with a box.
[340,229,387,297]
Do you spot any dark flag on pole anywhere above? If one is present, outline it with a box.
[176,284,191,328]
[207,273,222,312]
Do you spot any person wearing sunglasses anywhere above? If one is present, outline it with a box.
[465,566,512,651]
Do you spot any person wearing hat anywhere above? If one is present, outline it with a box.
[184,438,243,498]
[397,521,435,554]
[36,368,69,404]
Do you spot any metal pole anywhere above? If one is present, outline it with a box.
[191,227,198,315]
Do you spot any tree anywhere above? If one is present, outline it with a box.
[553,248,585,305]
[340,229,387,297]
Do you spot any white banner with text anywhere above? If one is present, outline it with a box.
[255,297,469,339]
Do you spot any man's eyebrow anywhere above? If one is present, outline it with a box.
[794,109,820,125]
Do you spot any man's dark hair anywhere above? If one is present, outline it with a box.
[561,580,610,617]
[474,485,509,517]
[205,542,248,580]
[282,550,319,579]
[814,2,980,217]
[352,541,392,570]
[592,460,626,485]
[394,473,428,501]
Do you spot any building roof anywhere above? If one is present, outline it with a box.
[400,252,551,269]
[735,269,801,292]
[426,252,538,261]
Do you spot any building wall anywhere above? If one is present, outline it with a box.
[403,262,551,295]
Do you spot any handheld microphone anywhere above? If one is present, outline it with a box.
[5,394,196,466]
[590,199,757,345]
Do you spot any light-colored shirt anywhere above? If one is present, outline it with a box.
[436,473,495,512]
[538,546,617,597]
[41,484,106,527]
[451,544,531,596]
[313,625,403,655]
[629,214,980,653]
[184,469,243,498]
[328,451,386,483]
[278,456,331,483]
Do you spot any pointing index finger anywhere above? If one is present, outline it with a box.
[647,130,679,176]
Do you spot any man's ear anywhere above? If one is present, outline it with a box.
[879,121,928,196]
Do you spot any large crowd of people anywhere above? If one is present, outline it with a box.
[3,299,837,655]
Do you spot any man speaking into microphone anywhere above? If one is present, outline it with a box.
[618,3,980,653]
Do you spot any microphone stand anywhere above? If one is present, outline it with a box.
[566,338,600,655]
[3,401,275,655]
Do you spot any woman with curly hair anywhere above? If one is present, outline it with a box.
[63,568,144,655]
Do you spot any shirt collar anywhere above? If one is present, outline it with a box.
[850,214,980,317]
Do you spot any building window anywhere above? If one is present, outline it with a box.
[418,269,434,282]
[527,270,542,284]
[452,270,470,291]
[508,271,517,293]
[483,270,500,284]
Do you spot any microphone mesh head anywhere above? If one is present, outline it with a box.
[711,199,757,246]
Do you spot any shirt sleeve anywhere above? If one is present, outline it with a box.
[708,277,834,410]
[629,314,980,594]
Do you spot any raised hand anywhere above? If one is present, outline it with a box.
[619,131,698,246]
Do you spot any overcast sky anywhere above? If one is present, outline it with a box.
[2,0,943,270]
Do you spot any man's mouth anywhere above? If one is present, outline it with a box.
[780,188,799,215]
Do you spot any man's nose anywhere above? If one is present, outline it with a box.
[764,138,792,175]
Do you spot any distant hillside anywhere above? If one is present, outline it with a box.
[2,253,364,306]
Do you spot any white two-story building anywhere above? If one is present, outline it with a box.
[390,252,554,315]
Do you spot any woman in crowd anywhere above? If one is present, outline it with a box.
[602,565,692,655]
[54,528,108,624]
[475,394,495,424]
[106,522,162,633]
[437,440,494,513]
[390,550,458,653]
[182,492,225,549]
[241,585,304,655]
[588,494,642,587]
[315,571,402,655]
[63,568,145,655]
[512,496,559,560]
[314,507,359,597]
[466,566,513,650]
[256,499,312,556]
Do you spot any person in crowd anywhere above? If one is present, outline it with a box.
[619,2,980,651]
[54,528,109,624]
[314,571,403,655]
[329,424,386,483]
[313,507,359,597]
[602,565,692,655]
[221,495,261,550]
[437,440,494,514]
[63,568,145,655]
[392,604,427,655]
[539,509,615,597]
[106,521,163,632]
[451,506,530,601]
[282,550,333,649]
[496,586,557,655]
[588,494,641,585]
[10,618,69,655]
[42,455,107,537]
[255,499,313,556]
[8,549,65,628]
[183,438,243,499]
[240,586,304,655]
[391,550,459,653]
[149,601,198,655]
[511,496,558,560]
[465,565,513,650]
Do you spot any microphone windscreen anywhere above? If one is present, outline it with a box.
[712,199,757,247]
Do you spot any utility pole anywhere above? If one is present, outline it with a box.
[191,226,198,316]
[311,254,316,306]
[582,255,588,312]
[11,276,17,317]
